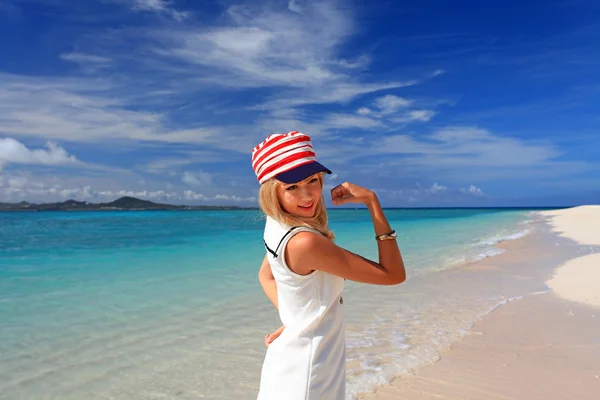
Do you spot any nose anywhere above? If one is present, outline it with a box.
[298,186,313,201]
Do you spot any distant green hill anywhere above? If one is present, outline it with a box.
[0,196,248,211]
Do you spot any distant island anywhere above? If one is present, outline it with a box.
[0,196,252,211]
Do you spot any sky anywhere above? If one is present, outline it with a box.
[0,0,599,207]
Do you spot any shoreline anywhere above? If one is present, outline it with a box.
[0,206,566,212]
[1,208,593,399]
[358,205,600,400]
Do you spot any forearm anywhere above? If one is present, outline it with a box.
[260,275,279,309]
[366,193,406,282]
[258,255,279,309]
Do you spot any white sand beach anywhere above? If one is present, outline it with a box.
[540,205,600,246]
[359,205,600,400]
[542,206,600,308]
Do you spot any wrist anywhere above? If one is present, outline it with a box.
[364,191,378,208]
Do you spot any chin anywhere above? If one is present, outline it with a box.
[298,206,317,218]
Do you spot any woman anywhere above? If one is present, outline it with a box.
[252,131,405,400]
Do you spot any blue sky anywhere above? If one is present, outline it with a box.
[0,0,598,207]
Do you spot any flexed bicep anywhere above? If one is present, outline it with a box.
[287,232,404,285]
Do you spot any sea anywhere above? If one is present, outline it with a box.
[0,208,547,399]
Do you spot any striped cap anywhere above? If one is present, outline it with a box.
[252,131,331,184]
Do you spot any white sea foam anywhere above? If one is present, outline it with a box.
[472,229,531,247]
[2,209,547,400]
[444,227,532,268]
[343,221,554,400]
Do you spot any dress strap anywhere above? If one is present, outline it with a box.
[264,226,299,259]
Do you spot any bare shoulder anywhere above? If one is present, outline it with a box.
[285,231,335,275]
[287,231,330,252]
[287,231,405,285]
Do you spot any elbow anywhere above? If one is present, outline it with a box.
[387,264,406,285]
[258,270,274,285]
[395,272,407,285]
[387,274,405,285]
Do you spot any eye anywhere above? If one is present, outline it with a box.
[309,178,319,183]
[285,185,298,191]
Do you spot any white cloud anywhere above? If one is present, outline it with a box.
[323,113,382,129]
[0,74,227,145]
[305,125,588,192]
[377,126,560,167]
[428,182,447,193]
[184,190,206,201]
[353,95,434,125]
[99,189,176,199]
[60,186,94,199]
[6,175,29,188]
[392,110,436,123]
[185,191,256,203]
[0,1,432,150]
[60,53,112,65]
[132,0,188,20]
[0,176,257,204]
[374,94,412,114]
[288,0,303,14]
[182,170,212,187]
[215,194,257,202]
[336,54,371,70]
[152,1,418,111]
[260,80,418,111]
[0,162,258,204]
[461,185,484,196]
[0,138,77,169]
[140,158,194,173]
[160,2,349,88]
[0,1,517,207]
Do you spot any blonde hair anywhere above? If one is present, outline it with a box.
[259,173,335,240]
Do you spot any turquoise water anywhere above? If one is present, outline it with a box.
[0,208,538,399]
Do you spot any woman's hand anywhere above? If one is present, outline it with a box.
[331,182,375,206]
[264,325,285,348]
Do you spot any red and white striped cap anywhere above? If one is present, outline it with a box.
[252,131,331,184]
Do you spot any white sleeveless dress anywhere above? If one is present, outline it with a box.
[257,216,346,400]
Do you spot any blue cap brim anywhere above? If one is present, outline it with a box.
[275,161,332,184]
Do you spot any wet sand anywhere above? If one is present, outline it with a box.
[359,206,600,400]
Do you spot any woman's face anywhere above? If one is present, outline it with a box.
[276,173,322,218]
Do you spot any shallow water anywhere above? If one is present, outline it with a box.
[0,208,542,399]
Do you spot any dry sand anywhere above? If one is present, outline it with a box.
[359,294,600,400]
[546,253,600,308]
[359,206,600,400]
[542,206,600,308]
[540,205,600,246]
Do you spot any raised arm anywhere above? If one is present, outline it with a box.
[258,253,279,309]
[285,183,406,285]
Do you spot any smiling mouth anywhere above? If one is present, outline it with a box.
[298,202,314,210]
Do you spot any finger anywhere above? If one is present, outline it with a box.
[271,326,285,338]
[332,194,353,205]
[331,188,350,203]
[330,188,344,201]
[331,183,349,195]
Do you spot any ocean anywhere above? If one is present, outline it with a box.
[0,208,541,399]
